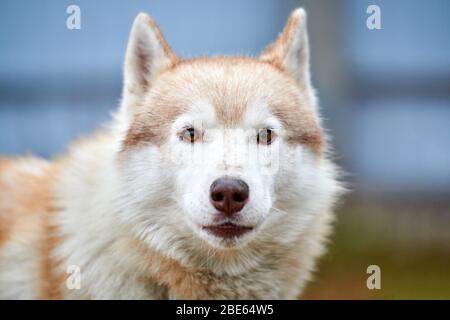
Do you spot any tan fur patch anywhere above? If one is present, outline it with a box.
[122,98,186,149]
[131,238,209,299]
[122,57,323,154]
[260,10,302,69]
[38,210,63,299]
[0,159,14,247]
[144,16,178,65]
[0,157,63,299]
[0,158,49,248]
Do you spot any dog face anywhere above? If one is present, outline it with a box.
[117,10,337,249]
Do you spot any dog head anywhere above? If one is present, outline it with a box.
[117,9,339,250]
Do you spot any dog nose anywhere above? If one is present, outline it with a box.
[210,178,249,216]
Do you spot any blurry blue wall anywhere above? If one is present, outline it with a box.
[341,0,450,195]
[0,0,449,196]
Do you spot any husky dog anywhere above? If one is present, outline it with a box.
[0,8,343,299]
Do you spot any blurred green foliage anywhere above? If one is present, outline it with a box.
[303,199,450,299]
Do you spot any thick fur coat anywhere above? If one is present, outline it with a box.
[0,9,343,299]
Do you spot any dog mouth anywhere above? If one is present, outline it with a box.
[202,222,253,239]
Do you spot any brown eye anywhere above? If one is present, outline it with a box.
[257,128,274,145]
[180,127,200,143]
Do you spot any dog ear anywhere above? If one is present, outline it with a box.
[260,8,311,89]
[123,13,178,107]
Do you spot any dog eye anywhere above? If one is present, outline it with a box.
[257,128,274,145]
[179,127,201,143]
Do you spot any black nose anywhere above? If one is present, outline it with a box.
[210,178,249,216]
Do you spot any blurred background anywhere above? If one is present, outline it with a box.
[1,0,449,299]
